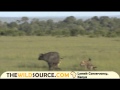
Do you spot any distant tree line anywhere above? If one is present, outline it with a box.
[0,16,120,37]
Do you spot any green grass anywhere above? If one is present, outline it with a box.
[0,36,120,76]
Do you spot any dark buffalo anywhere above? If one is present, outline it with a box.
[38,52,62,70]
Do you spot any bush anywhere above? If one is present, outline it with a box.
[70,29,79,36]
[106,32,117,37]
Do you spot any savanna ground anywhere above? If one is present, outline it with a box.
[0,36,120,76]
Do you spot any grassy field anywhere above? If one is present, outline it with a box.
[0,36,120,76]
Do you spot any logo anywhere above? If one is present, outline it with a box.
[70,71,76,78]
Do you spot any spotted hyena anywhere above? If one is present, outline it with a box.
[80,58,97,70]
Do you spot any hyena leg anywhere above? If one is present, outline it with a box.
[54,63,61,70]
[84,65,87,70]
[87,65,92,70]
[58,61,61,66]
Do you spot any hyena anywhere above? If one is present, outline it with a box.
[80,58,97,70]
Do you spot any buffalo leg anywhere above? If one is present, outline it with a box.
[48,63,54,70]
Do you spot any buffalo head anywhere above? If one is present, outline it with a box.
[38,54,44,60]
